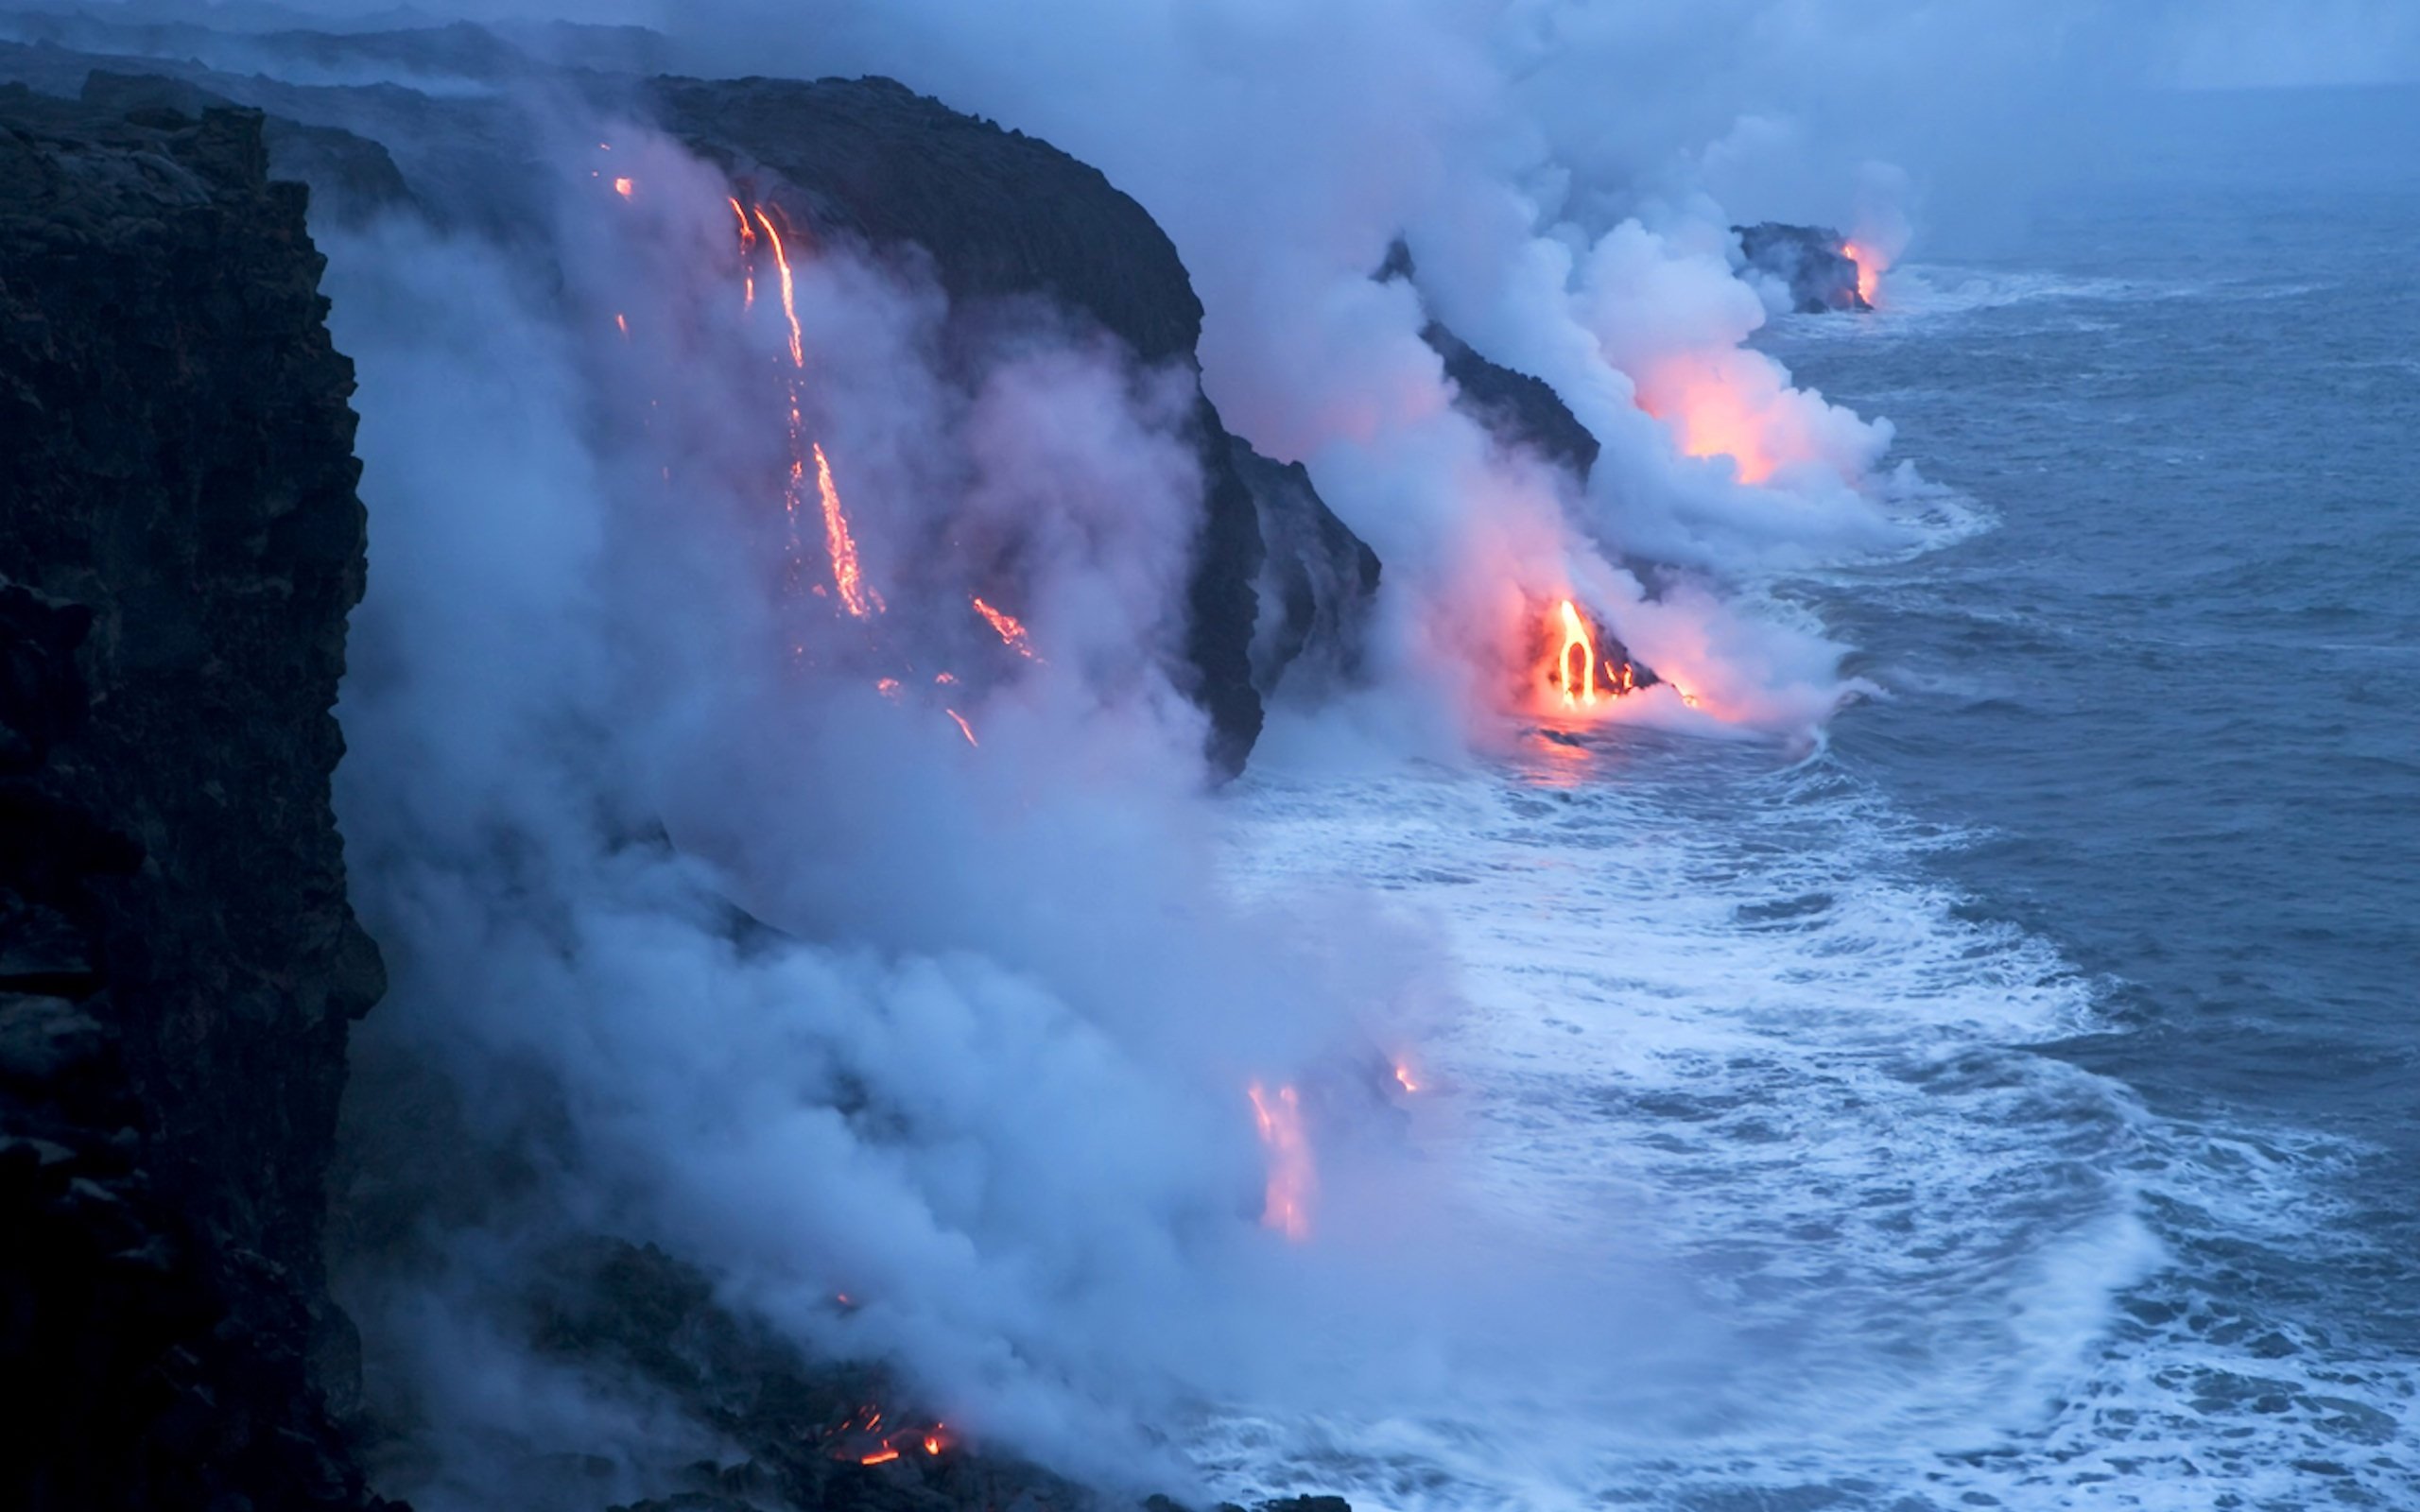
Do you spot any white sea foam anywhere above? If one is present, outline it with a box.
[1192,726,2415,1511]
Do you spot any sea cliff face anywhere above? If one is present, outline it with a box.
[0,32,1386,1512]
[651,73,1279,771]
[0,87,386,1510]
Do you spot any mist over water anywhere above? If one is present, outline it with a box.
[11,4,2414,1508]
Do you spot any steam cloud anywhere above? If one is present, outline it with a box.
[16,0,2277,1503]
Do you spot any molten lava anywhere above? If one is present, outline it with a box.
[812,443,880,618]
[612,175,633,198]
[943,709,978,747]
[1247,1082,1314,1242]
[1841,241,1884,306]
[1555,598,1597,709]
[971,595,1037,658]
[728,197,757,308]
[752,206,805,369]
[1393,1062,1421,1094]
[828,1403,950,1467]
[1530,596,1642,718]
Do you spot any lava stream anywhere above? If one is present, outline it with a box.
[1247,1082,1314,1242]
[970,595,1037,658]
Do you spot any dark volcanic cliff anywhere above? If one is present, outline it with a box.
[651,74,1275,771]
[0,88,385,1510]
[1734,221,1869,315]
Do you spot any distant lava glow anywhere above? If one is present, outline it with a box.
[1248,1082,1314,1242]
[827,1403,951,1467]
[1634,361,1780,484]
[1841,240,1886,306]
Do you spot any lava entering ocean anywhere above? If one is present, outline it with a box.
[1530,596,1643,719]
[1841,240,1885,307]
[1248,1082,1314,1242]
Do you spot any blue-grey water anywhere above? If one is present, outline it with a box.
[1772,82,2420,1504]
[1215,83,2417,1512]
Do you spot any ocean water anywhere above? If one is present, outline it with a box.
[1206,84,2420,1511]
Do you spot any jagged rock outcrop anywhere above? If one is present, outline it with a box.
[1420,320,1603,480]
[1230,439,1379,698]
[1375,241,1601,480]
[1733,221,1869,314]
[0,87,386,1510]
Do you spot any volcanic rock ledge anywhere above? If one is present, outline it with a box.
[0,87,387,1511]
[1734,221,1870,314]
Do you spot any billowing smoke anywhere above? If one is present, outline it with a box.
[1,0,2220,1503]
[314,108,1724,1505]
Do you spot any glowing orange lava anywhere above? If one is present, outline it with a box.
[1555,598,1597,708]
[1530,596,1641,719]
[971,595,1037,658]
[1393,1063,1420,1094]
[612,176,633,198]
[753,207,805,369]
[944,709,977,747]
[729,197,758,308]
[861,1449,900,1466]
[1247,1082,1313,1242]
[1841,241,1884,306]
[813,443,880,617]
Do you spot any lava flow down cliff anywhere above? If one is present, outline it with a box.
[0,7,1947,1511]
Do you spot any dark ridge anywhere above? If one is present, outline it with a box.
[1421,319,1603,480]
[1376,240,1600,479]
[649,73,1269,773]
[0,85,388,1510]
[1734,221,1870,314]
[1232,438,1380,699]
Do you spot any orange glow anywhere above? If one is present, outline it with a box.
[1247,1082,1313,1242]
[1528,596,1641,720]
[970,595,1037,658]
[874,678,902,698]
[753,207,805,369]
[924,1435,944,1456]
[1638,367,1778,483]
[944,709,977,747]
[612,176,634,198]
[860,1450,900,1466]
[934,671,958,685]
[614,313,628,338]
[812,443,880,617]
[1393,1063,1420,1094]
[1555,599,1597,709]
[729,197,758,309]
[1841,241,1884,306]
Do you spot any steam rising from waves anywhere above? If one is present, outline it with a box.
[1209,739,2165,1510]
[320,143,1464,1491]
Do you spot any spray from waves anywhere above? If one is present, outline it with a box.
[1204,735,2139,1509]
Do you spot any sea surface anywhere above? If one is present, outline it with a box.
[1210,84,2420,1511]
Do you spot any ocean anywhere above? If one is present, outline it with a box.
[1210,83,2420,1511]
